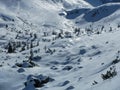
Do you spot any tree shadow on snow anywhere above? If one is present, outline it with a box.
[83,4,120,22]
[65,8,90,19]
[85,0,103,7]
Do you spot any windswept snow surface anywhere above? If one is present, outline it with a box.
[0,0,120,90]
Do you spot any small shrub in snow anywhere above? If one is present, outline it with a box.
[112,58,120,64]
[74,28,81,36]
[50,66,58,70]
[79,49,86,55]
[58,80,70,86]
[0,64,2,67]
[32,56,42,62]
[64,31,72,38]
[66,86,74,90]
[24,74,54,88]
[112,51,120,64]
[62,66,73,71]
[92,80,98,85]
[57,33,64,39]
[17,68,25,73]
[16,60,38,68]
[101,66,117,80]
[45,48,56,55]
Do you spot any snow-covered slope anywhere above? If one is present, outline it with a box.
[0,0,120,90]
[0,0,91,28]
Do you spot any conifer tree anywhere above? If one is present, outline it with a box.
[8,42,14,53]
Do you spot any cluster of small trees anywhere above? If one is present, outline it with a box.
[7,40,39,53]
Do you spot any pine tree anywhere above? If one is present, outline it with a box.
[29,41,34,61]
[29,48,33,62]
[30,41,33,48]
[21,45,25,51]
[8,42,13,53]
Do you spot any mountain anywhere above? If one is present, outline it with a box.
[0,0,120,90]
